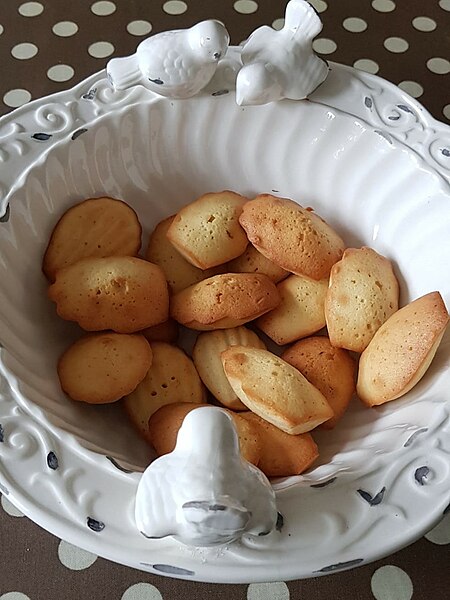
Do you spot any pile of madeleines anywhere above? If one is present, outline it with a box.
[43,192,449,478]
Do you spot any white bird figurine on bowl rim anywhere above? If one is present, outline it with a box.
[135,406,278,547]
[236,0,329,106]
[106,20,230,98]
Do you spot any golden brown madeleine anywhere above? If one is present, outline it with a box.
[170,273,280,330]
[257,274,328,345]
[227,244,289,283]
[193,326,266,410]
[141,318,179,344]
[282,336,356,429]
[57,332,152,404]
[147,403,261,466]
[166,191,249,269]
[357,292,449,406]
[48,256,169,333]
[239,194,345,280]
[43,197,142,281]
[240,411,319,477]
[325,247,399,352]
[124,342,206,437]
[221,346,333,434]
[146,215,222,293]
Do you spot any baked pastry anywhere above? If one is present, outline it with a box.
[357,291,449,406]
[239,194,345,280]
[240,411,319,477]
[325,247,399,352]
[170,273,280,330]
[141,318,178,344]
[147,403,261,466]
[48,256,169,333]
[221,346,333,434]
[193,326,266,410]
[124,342,206,437]
[43,197,141,281]
[57,332,152,404]
[282,336,356,429]
[257,274,328,345]
[166,191,249,269]
[146,215,222,293]
[227,244,289,283]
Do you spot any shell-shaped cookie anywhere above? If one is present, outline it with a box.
[357,291,449,406]
[167,191,249,269]
[58,333,152,404]
[257,274,328,345]
[48,256,169,333]
[227,244,289,283]
[239,194,345,280]
[193,326,266,410]
[221,346,333,434]
[325,247,399,352]
[43,197,142,281]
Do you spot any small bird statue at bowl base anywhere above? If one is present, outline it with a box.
[106,20,230,98]
[236,0,329,106]
[135,406,278,547]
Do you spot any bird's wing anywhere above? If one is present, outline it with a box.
[241,25,277,63]
[284,0,323,41]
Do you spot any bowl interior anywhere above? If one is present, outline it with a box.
[1,94,449,476]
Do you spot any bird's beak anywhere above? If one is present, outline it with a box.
[213,51,222,61]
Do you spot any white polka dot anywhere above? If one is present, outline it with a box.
[58,540,98,570]
[3,89,32,108]
[372,0,396,12]
[438,0,450,10]
[427,57,450,75]
[47,64,75,82]
[353,58,380,74]
[1,494,24,517]
[88,41,115,58]
[0,24,3,35]
[127,20,153,36]
[371,566,413,600]
[247,582,290,600]
[0,594,31,600]
[52,21,79,37]
[312,38,337,54]
[121,583,163,600]
[91,1,116,16]
[424,512,450,544]
[272,18,284,31]
[308,0,328,12]
[163,1,188,15]
[234,0,258,14]
[398,80,424,98]
[11,43,38,60]
[412,16,437,32]
[384,37,409,53]
[18,2,44,17]
[343,17,368,32]
[443,104,450,120]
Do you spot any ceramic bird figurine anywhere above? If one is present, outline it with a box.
[236,0,329,106]
[106,20,230,98]
[135,406,278,547]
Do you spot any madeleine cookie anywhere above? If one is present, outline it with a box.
[227,245,289,283]
[166,191,249,269]
[282,336,356,429]
[357,292,449,406]
[141,318,178,344]
[43,197,141,281]
[193,326,266,410]
[48,256,169,333]
[147,403,261,466]
[146,215,222,293]
[239,194,345,280]
[257,274,328,345]
[325,247,399,352]
[221,346,333,434]
[58,333,152,404]
[124,342,206,437]
[170,273,280,330]
[241,412,319,477]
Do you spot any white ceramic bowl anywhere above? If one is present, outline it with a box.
[0,60,449,583]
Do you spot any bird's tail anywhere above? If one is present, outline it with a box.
[284,0,323,40]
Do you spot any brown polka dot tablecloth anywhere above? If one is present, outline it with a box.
[0,1,449,599]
